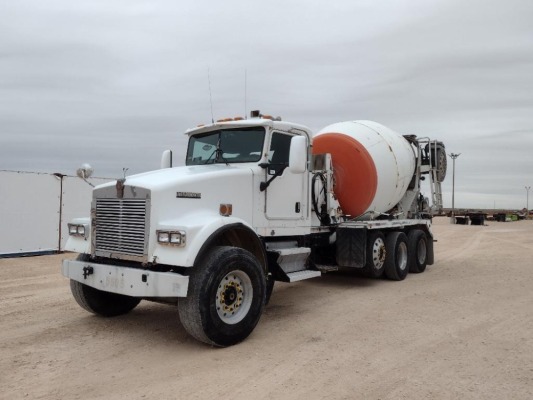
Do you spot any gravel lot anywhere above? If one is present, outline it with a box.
[1,217,532,399]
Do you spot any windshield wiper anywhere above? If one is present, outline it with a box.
[216,146,230,166]
[203,134,229,165]
[203,148,217,164]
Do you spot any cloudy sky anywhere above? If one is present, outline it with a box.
[2,0,533,209]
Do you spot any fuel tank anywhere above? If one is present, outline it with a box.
[313,120,416,219]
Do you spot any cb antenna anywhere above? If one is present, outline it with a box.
[244,68,247,119]
[207,67,214,123]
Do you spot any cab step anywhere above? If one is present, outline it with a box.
[286,270,321,282]
[274,247,311,274]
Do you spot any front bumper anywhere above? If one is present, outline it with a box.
[62,259,189,297]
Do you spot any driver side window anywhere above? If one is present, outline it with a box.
[268,132,293,167]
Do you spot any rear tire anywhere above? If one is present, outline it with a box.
[384,232,409,281]
[363,231,386,278]
[408,230,428,273]
[178,246,266,347]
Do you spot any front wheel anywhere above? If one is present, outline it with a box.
[70,280,141,317]
[178,246,266,347]
[70,254,141,317]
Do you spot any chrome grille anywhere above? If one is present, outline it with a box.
[94,198,147,257]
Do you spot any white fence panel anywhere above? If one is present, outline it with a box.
[0,171,60,255]
[0,170,112,257]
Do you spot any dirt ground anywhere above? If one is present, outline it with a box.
[1,218,532,400]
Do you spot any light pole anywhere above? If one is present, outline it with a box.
[449,153,461,222]
[526,186,531,218]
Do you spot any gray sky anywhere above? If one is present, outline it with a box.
[2,0,533,209]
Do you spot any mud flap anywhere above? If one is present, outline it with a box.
[335,227,366,268]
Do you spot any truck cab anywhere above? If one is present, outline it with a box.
[184,118,313,235]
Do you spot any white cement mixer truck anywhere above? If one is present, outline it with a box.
[61,111,447,346]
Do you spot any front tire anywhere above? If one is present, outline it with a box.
[178,246,266,347]
[70,254,141,317]
[70,280,141,317]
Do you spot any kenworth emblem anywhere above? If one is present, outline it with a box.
[176,192,201,199]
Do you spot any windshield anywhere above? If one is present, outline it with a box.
[186,127,266,165]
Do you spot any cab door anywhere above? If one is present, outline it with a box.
[265,132,306,220]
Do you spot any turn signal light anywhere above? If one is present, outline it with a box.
[219,204,233,216]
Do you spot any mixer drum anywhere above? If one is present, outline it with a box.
[313,120,416,219]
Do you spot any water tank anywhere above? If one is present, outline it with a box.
[313,120,416,219]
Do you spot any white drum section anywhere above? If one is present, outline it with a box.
[313,120,416,219]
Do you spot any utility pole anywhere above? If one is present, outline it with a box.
[449,153,461,223]
[53,173,66,252]
[526,186,531,219]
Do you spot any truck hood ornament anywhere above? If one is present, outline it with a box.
[116,168,129,198]
[116,179,125,199]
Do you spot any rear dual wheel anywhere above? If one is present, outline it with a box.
[383,230,428,280]
[363,231,387,278]
[384,232,409,281]
[364,230,429,280]
[408,230,428,273]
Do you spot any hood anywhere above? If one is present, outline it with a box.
[95,164,254,193]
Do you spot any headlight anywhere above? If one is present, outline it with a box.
[170,232,183,245]
[68,223,88,238]
[158,231,170,243]
[157,230,186,247]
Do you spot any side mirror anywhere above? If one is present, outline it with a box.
[288,136,307,174]
[76,164,95,187]
[161,150,173,169]
[76,163,93,179]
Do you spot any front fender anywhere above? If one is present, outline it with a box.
[152,212,255,267]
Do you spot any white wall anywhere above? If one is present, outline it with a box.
[0,170,111,256]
